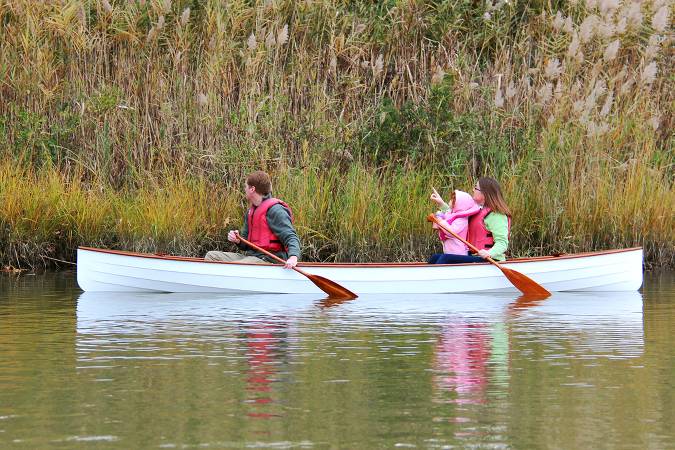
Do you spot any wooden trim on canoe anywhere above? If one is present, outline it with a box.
[78,246,643,268]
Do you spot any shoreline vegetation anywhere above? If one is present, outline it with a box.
[0,1,672,270]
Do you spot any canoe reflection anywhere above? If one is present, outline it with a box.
[76,291,644,328]
[76,291,644,363]
[75,291,644,423]
[73,290,645,440]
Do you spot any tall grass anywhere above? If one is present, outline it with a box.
[1,158,671,269]
[0,0,672,268]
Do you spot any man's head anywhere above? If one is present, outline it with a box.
[245,171,272,205]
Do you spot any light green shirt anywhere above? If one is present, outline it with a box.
[483,212,509,261]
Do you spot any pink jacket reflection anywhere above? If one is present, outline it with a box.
[434,322,491,404]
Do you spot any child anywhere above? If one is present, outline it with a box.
[428,189,480,264]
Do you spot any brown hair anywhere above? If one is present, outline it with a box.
[478,177,511,216]
[246,170,272,195]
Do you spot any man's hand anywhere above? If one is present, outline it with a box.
[477,249,490,259]
[228,230,241,244]
[284,256,298,269]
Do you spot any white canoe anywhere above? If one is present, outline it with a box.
[76,246,643,294]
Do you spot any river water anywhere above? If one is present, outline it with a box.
[0,271,673,448]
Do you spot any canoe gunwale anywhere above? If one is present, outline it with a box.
[77,246,643,268]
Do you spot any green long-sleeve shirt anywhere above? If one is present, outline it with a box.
[237,194,301,261]
[483,212,509,261]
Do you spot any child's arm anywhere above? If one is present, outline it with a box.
[431,187,450,212]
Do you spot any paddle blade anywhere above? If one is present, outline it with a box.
[306,273,358,300]
[501,267,551,298]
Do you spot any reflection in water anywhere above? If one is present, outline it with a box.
[4,271,668,449]
[507,292,645,359]
[506,294,549,314]
[318,296,357,309]
[74,290,647,440]
[244,321,285,420]
[433,321,492,405]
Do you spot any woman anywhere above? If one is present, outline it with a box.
[429,177,511,264]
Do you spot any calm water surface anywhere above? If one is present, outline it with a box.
[0,272,673,449]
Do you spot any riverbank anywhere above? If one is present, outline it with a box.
[0,1,672,268]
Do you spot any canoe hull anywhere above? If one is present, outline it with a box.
[76,247,643,294]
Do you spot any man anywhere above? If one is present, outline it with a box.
[205,170,300,269]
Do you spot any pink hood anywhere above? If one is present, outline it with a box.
[440,190,480,225]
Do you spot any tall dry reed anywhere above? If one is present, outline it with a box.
[0,0,672,267]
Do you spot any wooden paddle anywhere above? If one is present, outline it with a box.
[235,233,358,300]
[427,214,551,298]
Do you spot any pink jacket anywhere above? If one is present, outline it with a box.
[434,190,480,255]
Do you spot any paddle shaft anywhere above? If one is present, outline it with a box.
[234,232,358,299]
[234,233,308,275]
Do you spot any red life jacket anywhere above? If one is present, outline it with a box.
[246,198,293,253]
[466,207,511,252]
